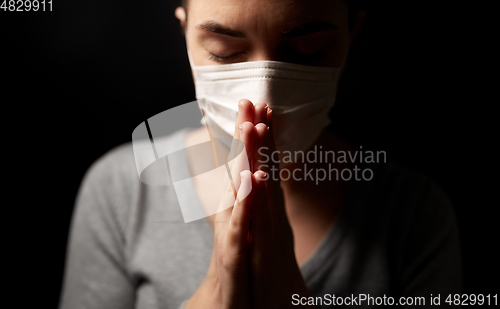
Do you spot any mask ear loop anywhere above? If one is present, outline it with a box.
[187,49,196,69]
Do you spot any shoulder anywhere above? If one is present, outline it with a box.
[348,160,459,260]
[76,129,190,229]
[364,161,462,292]
[82,125,188,195]
[83,142,138,190]
[370,161,454,225]
[73,142,142,236]
[357,160,457,242]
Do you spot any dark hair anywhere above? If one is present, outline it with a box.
[180,0,364,30]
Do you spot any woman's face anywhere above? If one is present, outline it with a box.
[178,0,354,68]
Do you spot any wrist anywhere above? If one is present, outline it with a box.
[185,278,221,309]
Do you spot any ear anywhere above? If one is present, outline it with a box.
[175,6,187,33]
[349,10,367,40]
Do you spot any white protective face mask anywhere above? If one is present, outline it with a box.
[188,52,341,157]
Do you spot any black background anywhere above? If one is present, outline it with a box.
[2,0,497,307]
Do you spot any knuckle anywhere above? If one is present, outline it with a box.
[220,252,244,271]
[228,216,240,231]
[241,121,252,130]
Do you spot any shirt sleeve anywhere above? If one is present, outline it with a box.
[59,155,136,309]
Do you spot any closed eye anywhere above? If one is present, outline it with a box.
[208,52,243,64]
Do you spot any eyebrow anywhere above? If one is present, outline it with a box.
[197,21,246,38]
[197,21,337,39]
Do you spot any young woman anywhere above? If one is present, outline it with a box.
[60,0,461,308]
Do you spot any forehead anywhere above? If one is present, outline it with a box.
[187,0,349,30]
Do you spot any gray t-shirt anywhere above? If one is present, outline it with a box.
[59,129,461,309]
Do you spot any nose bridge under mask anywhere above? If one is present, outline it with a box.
[195,69,336,109]
[189,51,340,154]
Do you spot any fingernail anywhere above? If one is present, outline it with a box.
[267,107,272,114]
[238,101,243,112]
[264,103,269,109]
[266,126,270,131]
[239,125,243,136]
[256,171,267,180]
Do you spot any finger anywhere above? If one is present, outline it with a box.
[254,102,268,126]
[227,99,255,172]
[250,170,272,254]
[254,123,269,172]
[214,162,247,228]
[225,170,253,254]
[239,121,258,172]
[234,99,255,140]
[265,107,279,183]
[265,107,276,154]
[265,108,289,229]
[213,100,254,233]
[213,178,238,226]
[213,167,248,234]
[223,121,255,222]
